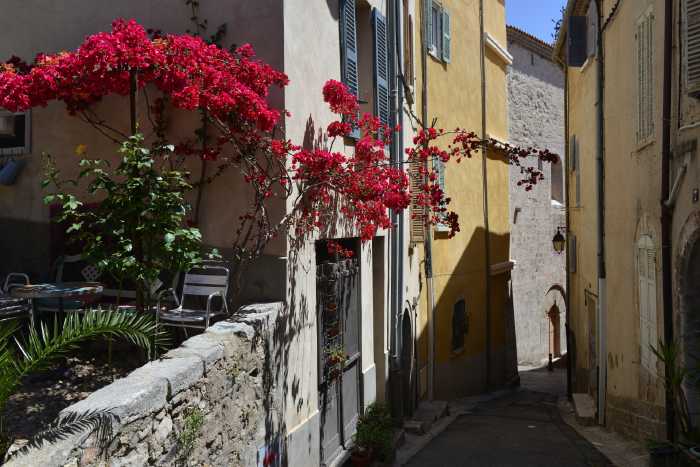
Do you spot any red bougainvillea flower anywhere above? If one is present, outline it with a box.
[0,19,556,247]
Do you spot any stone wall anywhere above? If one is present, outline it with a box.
[7,303,284,467]
[507,32,567,366]
[607,394,666,442]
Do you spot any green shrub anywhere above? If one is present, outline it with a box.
[354,402,393,461]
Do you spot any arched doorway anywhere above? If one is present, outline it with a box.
[548,302,562,358]
[682,235,700,425]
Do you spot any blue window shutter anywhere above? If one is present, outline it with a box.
[341,0,360,138]
[442,9,451,63]
[373,8,390,137]
[426,1,434,54]
[567,16,587,67]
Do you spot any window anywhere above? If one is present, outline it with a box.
[433,155,449,232]
[638,235,658,373]
[686,0,700,96]
[636,8,654,144]
[427,2,450,63]
[452,299,467,352]
[0,110,31,156]
[409,158,425,242]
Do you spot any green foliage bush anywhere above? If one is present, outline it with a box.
[354,402,393,461]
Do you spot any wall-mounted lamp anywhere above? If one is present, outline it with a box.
[552,227,566,254]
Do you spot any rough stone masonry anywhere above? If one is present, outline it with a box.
[507,27,567,367]
[6,303,284,467]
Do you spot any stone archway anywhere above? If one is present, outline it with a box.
[677,211,700,427]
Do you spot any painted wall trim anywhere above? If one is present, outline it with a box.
[484,32,513,65]
[489,260,516,275]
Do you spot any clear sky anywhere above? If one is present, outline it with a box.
[506,0,568,44]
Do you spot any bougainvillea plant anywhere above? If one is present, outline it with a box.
[0,19,556,276]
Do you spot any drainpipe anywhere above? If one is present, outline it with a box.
[595,0,607,425]
[387,0,406,419]
[564,64,573,400]
[661,0,676,443]
[394,0,407,403]
[479,0,493,390]
[419,0,437,402]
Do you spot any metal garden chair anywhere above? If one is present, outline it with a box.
[155,265,230,333]
[0,273,33,325]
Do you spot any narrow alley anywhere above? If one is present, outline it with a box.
[401,364,646,467]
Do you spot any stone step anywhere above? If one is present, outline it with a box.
[403,400,449,435]
[572,393,596,426]
[412,400,449,424]
[403,420,427,435]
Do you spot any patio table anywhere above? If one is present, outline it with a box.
[9,282,103,315]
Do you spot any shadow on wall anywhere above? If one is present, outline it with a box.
[415,224,517,401]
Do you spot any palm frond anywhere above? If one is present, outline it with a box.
[14,310,169,380]
[0,309,169,415]
[8,409,120,460]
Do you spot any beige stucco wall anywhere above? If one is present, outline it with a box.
[0,0,287,281]
[562,0,666,440]
[601,0,664,410]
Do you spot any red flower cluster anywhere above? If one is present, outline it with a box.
[0,19,287,133]
[0,19,556,252]
[289,81,411,240]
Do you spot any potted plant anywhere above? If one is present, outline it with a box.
[649,340,700,466]
[326,345,346,366]
[352,403,394,467]
[647,440,679,467]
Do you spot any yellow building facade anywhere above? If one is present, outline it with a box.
[413,0,517,401]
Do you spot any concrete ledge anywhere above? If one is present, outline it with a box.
[129,357,204,397]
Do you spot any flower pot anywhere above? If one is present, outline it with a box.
[649,445,679,467]
[351,449,372,467]
[684,447,700,465]
[0,158,26,186]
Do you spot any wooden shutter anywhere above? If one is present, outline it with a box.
[638,237,657,371]
[567,16,588,67]
[425,0,434,54]
[687,0,700,96]
[587,2,598,58]
[341,0,360,139]
[569,234,577,273]
[571,136,581,208]
[442,9,451,63]
[636,10,654,143]
[409,159,425,242]
[373,9,391,132]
